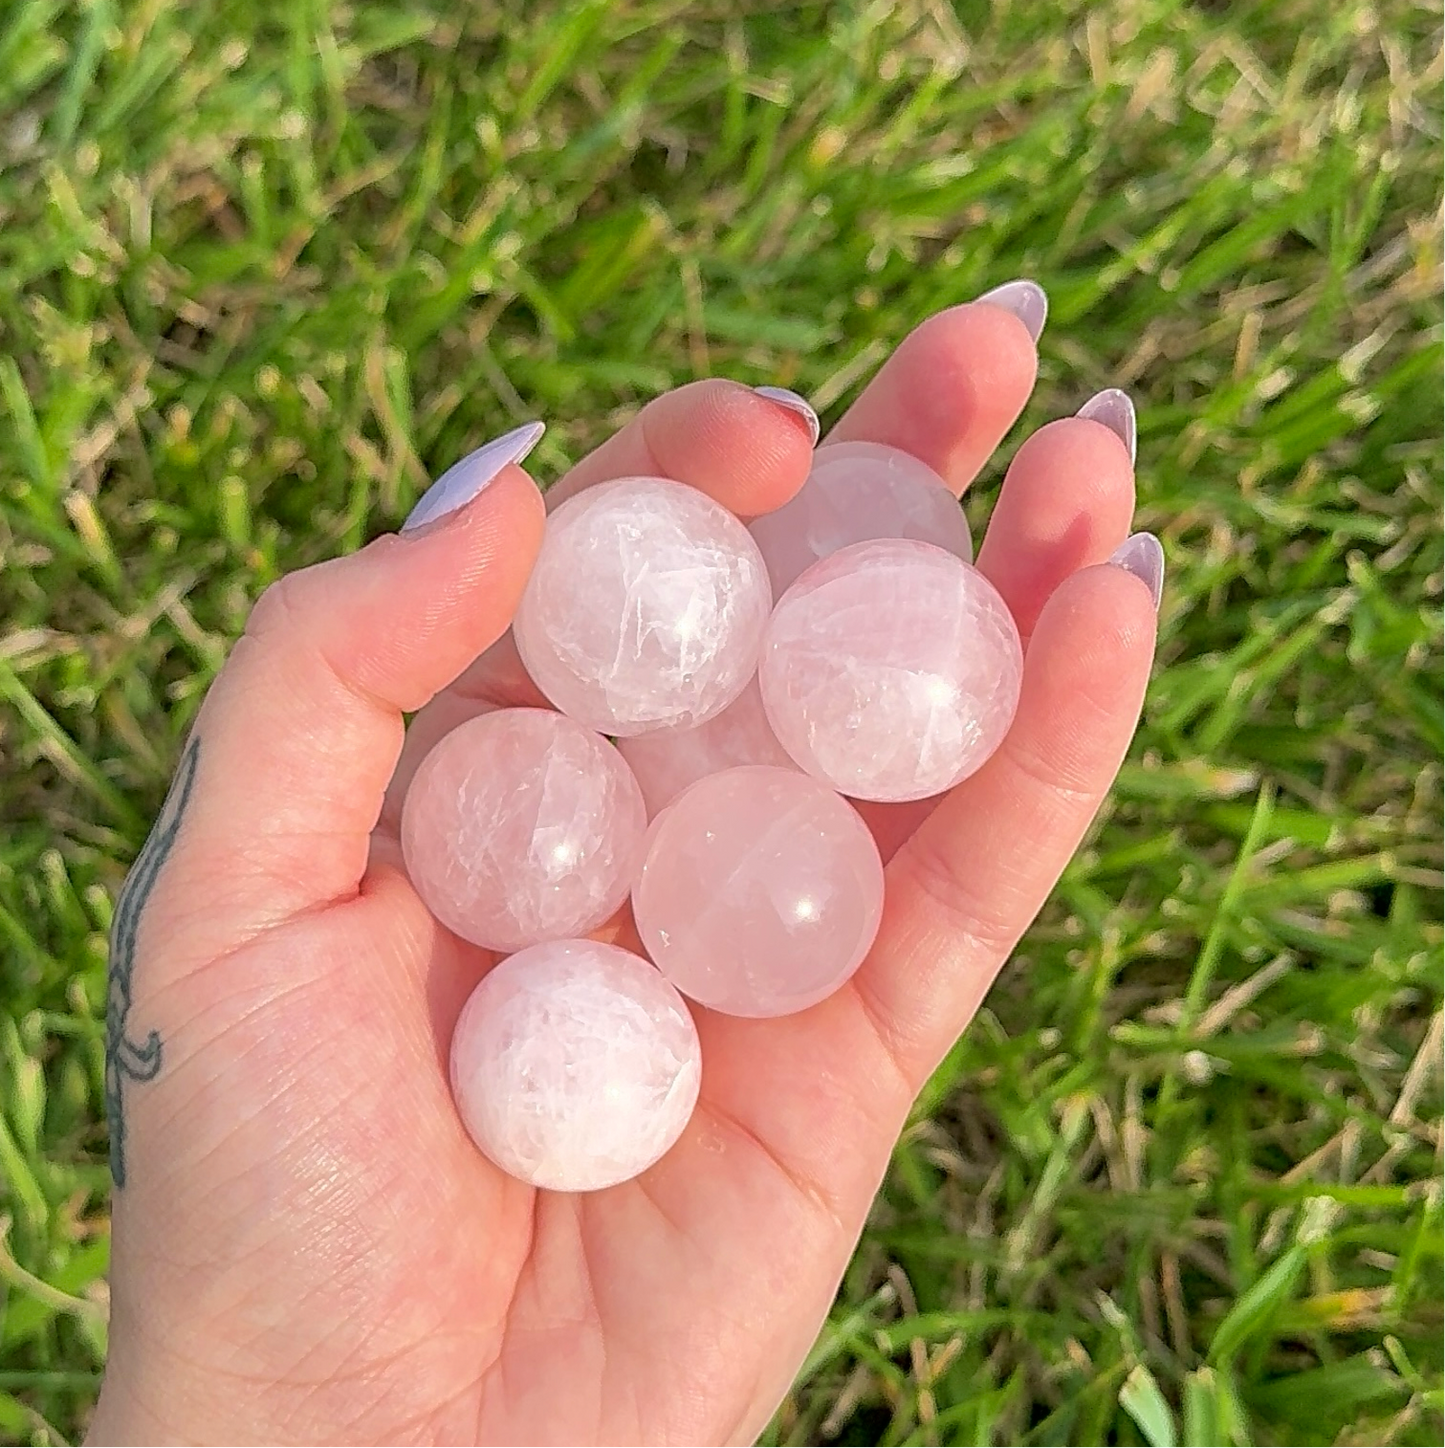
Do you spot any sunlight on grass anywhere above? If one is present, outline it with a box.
[1,1,1441,1443]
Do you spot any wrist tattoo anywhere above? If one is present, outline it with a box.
[105,735,201,1188]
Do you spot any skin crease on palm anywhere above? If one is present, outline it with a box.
[90,298,1158,1448]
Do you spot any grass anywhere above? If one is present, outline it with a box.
[0,0,1440,1442]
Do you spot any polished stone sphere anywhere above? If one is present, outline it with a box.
[616,676,796,818]
[514,477,772,737]
[749,441,972,596]
[402,708,646,952]
[450,940,701,1191]
[759,538,1023,802]
[633,766,884,1018]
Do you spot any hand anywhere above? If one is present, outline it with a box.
[91,293,1158,1447]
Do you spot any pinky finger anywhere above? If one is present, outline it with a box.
[855,555,1160,1087]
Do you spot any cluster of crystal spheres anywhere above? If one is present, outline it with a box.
[401,444,1024,1193]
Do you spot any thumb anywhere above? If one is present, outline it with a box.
[141,423,546,968]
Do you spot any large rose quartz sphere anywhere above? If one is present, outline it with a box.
[616,677,796,817]
[514,477,772,736]
[749,441,973,595]
[401,708,646,952]
[450,940,701,1191]
[633,766,884,1018]
[759,538,1023,802]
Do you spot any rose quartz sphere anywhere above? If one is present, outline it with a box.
[749,441,973,595]
[381,694,498,833]
[514,477,772,736]
[759,538,1023,802]
[633,766,884,1018]
[401,708,646,952]
[615,677,796,817]
[450,940,701,1191]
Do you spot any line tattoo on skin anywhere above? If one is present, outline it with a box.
[105,736,201,1188]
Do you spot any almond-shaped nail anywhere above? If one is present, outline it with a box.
[1077,388,1137,464]
[753,385,820,446]
[974,279,1048,342]
[1107,531,1164,610]
[402,421,545,533]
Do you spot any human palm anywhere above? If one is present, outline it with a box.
[92,295,1158,1446]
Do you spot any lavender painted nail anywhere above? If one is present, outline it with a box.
[975,279,1048,342]
[1078,388,1137,464]
[1107,531,1165,610]
[753,386,821,446]
[402,421,546,533]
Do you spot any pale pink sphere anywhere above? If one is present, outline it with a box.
[633,766,884,1018]
[514,477,772,736]
[749,441,973,595]
[380,693,498,833]
[450,940,701,1191]
[615,676,796,817]
[759,538,1023,802]
[401,708,646,952]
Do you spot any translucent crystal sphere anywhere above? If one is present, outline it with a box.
[450,940,701,1191]
[749,441,973,595]
[381,694,498,833]
[759,538,1023,802]
[401,708,646,952]
[633,766,884,1018]
[514,477,772,736]
[615,677,796,817]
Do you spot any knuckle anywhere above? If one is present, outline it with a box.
[899,834,1023,958]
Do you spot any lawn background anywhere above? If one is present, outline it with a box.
[0,1,1441,1443]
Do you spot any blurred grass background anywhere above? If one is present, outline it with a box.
[0,0,1441,1443]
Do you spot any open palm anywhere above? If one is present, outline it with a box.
[92,297,1157,1447]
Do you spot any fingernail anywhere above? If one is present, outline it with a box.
[753,386,821,446]
[1077,388,1137,464]
[1107,531,1165,610]
[402,421,545,533]
[974,279,1048,342]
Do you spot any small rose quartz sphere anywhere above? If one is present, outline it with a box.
[381,694,498,833]
[749,441,973,595]
[450,940,701,1191]
[615,676,796,817]
[514,477,773,736]
[633,766,884,1018]
[759,538,1023,803]
[401,708,646,952]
